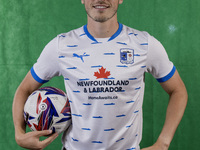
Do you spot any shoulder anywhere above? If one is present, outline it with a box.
[120,24,153,50]
[122,25,150,40]
[57,26,85,49]
[58,26,84,40]
[120,25,153,47]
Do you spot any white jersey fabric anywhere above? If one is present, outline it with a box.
[31,23,175,150]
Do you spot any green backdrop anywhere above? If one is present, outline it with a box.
[0,0,199,149]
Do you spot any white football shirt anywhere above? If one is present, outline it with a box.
[31,23,175,150]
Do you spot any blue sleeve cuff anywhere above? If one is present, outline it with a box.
[30,67,49,84]
[156,66,176,83]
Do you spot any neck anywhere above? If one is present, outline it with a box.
[87,16,119,38]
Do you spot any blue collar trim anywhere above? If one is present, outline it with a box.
[83,24,98,42]
[83,23,123,42]
[108,23,123,41]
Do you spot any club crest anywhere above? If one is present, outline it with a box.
[120,48,134,64]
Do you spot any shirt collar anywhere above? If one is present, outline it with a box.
[83,23,123,42]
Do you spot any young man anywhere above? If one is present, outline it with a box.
[13,0,188,150]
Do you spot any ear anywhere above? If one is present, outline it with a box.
[119,0,123,4]
[81,0,84,4]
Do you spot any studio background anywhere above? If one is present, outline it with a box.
[0,0,198,149]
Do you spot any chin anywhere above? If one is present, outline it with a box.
[94,17,109,23]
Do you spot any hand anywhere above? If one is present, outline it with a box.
[141,140,169,150]
[141,145,168,150]
[16,130,59,150]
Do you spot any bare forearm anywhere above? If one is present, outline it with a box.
[12,86,32,136]
[158,83,188,147]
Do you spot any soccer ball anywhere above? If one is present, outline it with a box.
[24,87,71,134]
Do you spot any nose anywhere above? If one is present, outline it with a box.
[97,0,107,4]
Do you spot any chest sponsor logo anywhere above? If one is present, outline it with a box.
[77,67,129,94]
[120,48,134,64]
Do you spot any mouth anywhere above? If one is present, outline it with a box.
[94,5,109,9]
[93,3,110,10]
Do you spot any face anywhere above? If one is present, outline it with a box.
[81,0,123,23]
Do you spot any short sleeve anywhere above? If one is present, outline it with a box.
[31,37,61,83]
[146,35,176,82]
